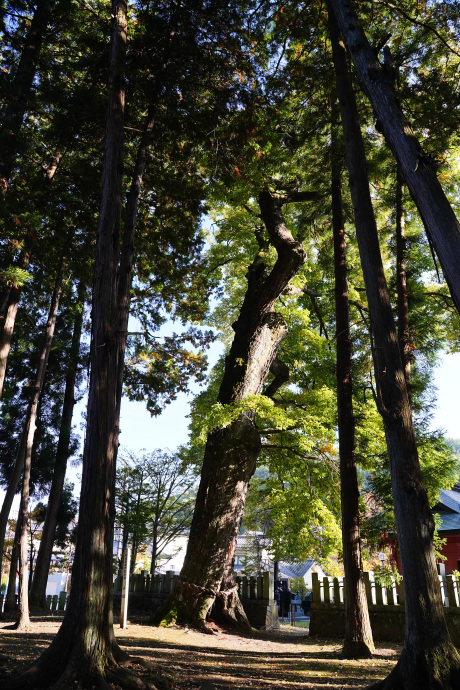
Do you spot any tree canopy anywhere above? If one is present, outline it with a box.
[1,0,460,687]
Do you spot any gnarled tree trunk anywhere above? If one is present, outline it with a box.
[330,100,374,659]
[328,7,460,687]
[154,188,310,630]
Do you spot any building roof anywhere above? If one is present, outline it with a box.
[433,487,460,532]
[436,489,460,514]
[436,512,460,532]
[278,560,315,579]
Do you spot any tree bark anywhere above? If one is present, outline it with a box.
[0,0,156,686]
[329,0,460,317]
[28,285,85,610]
[395,170,411,394]
[150,520,159,575]
[330,99,374,659]
[0,248,66,598]
[0,0,53,196]
[0,233,35,397]
[4,506,21,614]
[328,7,460,687]
[154,189,307,630]
[14,249,67,630]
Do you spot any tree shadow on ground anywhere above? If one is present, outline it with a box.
[0,615,399,689]
[116,625,399,690]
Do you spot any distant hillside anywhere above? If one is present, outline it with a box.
[446,438,460,462]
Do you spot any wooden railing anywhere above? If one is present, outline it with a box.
[311,570,460,643]
[312,571,460,609]
[113,569,275,602]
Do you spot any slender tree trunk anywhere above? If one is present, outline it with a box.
[150,522,158,575]
[395,171,411,393]
[0,233,35,397]
[0,248,67,595]
[4,507,21,614]
[328,7,460,687]
[14,250,67,630]
[0,0,52,196]
[330,102,374,658]
[329,0,460,317]
[29,285,85,610]
[154,189,309,630]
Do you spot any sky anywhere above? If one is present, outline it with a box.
[115,349,460,454]
[6,345,460,512]
[429,351,460,440]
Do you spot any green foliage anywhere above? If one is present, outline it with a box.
[115,449,197,573]
[290,576,308,599]
[373,563,402,588]
[446,439,460,465]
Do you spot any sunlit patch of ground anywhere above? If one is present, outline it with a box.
[115,620,400,689]
[0,613,400,689]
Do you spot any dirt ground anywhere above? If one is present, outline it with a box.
[0,613,400,689]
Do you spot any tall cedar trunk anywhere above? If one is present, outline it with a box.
[395,171,411,393]
[329,0,460,317]
[0,1,150,687]
[0,249,66,600]
[14,250,67,630]
[328,8,460,688]
[29,285,85,610]
[154,189,309,630]
[330,108,374,658]
[0,233,35,397]
[4,503,22,614]
[0,0,52,196]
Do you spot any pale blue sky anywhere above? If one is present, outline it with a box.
[6,348,460,511]
[115,350,460,454]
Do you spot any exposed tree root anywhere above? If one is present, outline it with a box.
[0,662,159,690]
[0,643,160,690]
[365,643,460,690]
[152,579,253,635]
[211,585,252,632]
[151,579,216,631]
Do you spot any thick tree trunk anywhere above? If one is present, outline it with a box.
[0,0,52,196]
[330,105,374,659]
[329,0,460,317]
[328,8,460,687]
[395,171,411,393]
[14,251,67,630]
[154,189,308,630]
[29,286,85,610]
[0,2,156,687]
[0,249,66,596]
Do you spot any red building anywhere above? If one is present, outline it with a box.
[390,486,460,575]
[433,486,460,574]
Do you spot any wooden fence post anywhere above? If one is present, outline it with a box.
[120,545,131,629]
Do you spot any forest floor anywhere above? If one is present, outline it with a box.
[0,612,400,689]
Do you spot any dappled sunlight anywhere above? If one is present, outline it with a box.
[114,623,399,689]
[0,614,400,688]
